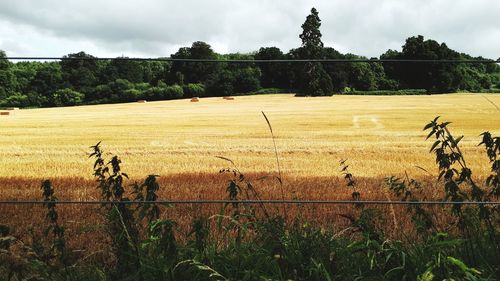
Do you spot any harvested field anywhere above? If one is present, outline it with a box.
[0,93,498,249]
[0,93,498,183]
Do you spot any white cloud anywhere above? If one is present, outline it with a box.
[0,0,498,58]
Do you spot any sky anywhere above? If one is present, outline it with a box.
[0,0,498,59]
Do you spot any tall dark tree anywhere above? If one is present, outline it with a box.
[300,8,323,58]
[297,8,333,96]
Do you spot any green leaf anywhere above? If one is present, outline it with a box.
[446,256,481,275]
[426,129,436,140]
[430,140,441,152]
[423,122,434,131]
[440,121,452,128]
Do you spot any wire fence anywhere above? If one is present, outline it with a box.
[0,200,498,205]
[2,57,499,63]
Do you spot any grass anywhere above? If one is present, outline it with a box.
[0,93,497,227]
[0,93,498,181]
[1,93,499,280]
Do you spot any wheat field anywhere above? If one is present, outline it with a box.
[0,94,499,201]
[1,93,498,244]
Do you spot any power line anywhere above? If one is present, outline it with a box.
[0,200,498,205]
[1,57,499,64]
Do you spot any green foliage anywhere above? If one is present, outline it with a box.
[296,8,334,96]
[51,88,84,106]
[233,67,261,94]
[103,57,144,83]
[40,180,67,267]
[0,92,30,107]
[182,83,205,98]
[170,41,218,84]
[345,89,428,95]
[479,132,500,197]
[164,84,184,99]
[60,51,99,93]
[300,7,324,57]
[298,62,333,96]
[255,47,289,88]
[141,83,184,100]
[205,70,235,97]
[250,88,290,94]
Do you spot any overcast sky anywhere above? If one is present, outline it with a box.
[0,0,498,59]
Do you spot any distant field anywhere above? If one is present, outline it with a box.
[0,93,499,201]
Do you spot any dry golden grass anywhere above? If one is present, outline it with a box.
[1,93,498,246]
[0,93,498,182]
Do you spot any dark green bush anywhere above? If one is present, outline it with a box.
[250,88,290,94]
[51,88,85,106]
[182,83,205,98]
[344,89,428,95]
[164,84,184,99]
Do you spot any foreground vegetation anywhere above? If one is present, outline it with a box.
[0,115,499,280]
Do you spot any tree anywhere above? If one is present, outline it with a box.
[101,57,144,83]
[233,67,261,93]
[170,41,218,84]
[303,63,333,96]
[322,47,349,92]
[205,70,235,97]
[29,62,63,99]
[142,60,171,85]
[51,88,84,106]
[381,35,462,93]
[297,8,333,96]
[300,8,323,58]
[0,50,16,100]
[255,47,288,88]
[60,51,99,93]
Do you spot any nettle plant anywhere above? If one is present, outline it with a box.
[89,142,177,280]
[423,117,499,264]
[423,117,494,218]
[479,131,500,197]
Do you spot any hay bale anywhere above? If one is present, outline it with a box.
[137,100,147,103]
[190,97,199,102]
[0,112,10,116]
[6,107,19,110]
[223,96,235,100]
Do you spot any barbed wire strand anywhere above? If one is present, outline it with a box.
[0,200,498,205]
[1,57,499,63]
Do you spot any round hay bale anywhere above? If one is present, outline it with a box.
[224,97,235,100]
[190,97,199,102]
[137,100,147,103]
[6,107,19,110]
[0,112,10,116]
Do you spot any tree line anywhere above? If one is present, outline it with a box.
[0,7,499,108]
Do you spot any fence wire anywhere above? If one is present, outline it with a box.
[0,200,498,205]
[2,57,499,63]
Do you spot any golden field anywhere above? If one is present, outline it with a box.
[0,93,499,201]
[0,93,499,245]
